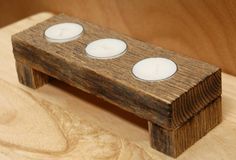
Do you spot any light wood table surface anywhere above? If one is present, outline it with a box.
[0,12,236,160]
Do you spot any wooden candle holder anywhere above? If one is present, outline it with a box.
[12,14,222,158]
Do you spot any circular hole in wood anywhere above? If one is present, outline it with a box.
[85,38,127,59]
[44,23,83,43]
[132,57,177,81]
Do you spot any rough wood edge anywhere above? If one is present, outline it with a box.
[11,14,222,130]
[15,60,49,89]
[12,37,221,130]
[148,97,222,157]
[172,69,221,127]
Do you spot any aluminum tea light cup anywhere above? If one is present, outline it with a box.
[44,23,83,43]
[85,38,127,59]
[132,57,177,81]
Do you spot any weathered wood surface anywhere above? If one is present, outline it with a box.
[0,12,236,160]
[13,59,222,158]
[1,1,236,77]
[12,14,221,130]
[16,61,49,88]
[149,97,222,157]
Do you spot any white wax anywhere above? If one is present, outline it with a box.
[85,38,127,59]
[132,57,177,81]
[44,23,83,43]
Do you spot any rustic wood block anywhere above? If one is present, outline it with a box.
[12,14,221,129]
[15,60,49,89]
[11,14,222,157]
[148,97,222,157]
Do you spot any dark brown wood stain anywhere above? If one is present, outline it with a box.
[11,14,222,158]
[149,97,222,157]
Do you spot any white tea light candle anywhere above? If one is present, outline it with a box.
[44,23,83,43]
[85,38,127,59]
[132,57,177,81]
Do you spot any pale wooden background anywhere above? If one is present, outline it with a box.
[1,0,236,76]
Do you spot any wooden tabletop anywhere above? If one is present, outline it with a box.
[0,12,236,160]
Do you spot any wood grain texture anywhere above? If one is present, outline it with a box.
[0,79,152,160]
[0,0,236,76]
[1,12,236,160]
[16,61,49,88]
[12,14,221,130]
[149,97,222,157]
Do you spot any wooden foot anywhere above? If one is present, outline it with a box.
[148,97,222,158]
[15,61,49,89]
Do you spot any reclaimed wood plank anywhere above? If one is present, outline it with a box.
[149,97,222,157]
[12,14,221,130]
[0,12,236,160]
[15,61,49,88]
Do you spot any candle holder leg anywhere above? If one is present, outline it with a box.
[148,97,222,157]
[15,61,49,89]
